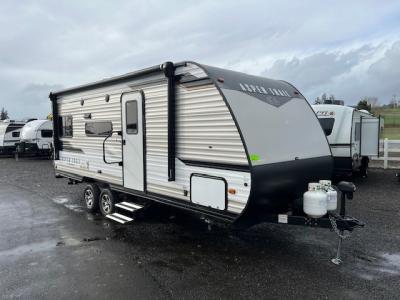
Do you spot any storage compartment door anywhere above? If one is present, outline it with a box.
[360,118,379,156]
[191,175,226,210]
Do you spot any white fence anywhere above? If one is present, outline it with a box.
[372,139,400,169]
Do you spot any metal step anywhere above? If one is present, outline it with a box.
[105,212,133,224]
[115,201,143,212]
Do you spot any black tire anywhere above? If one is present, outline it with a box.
[83,183,100,213]
[360,157,369,178]
[99,188,118,216]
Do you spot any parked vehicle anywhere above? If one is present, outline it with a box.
[0,120,26,155]
[312,103,381,177]
[49,61,363,263]
[16,120,53,156]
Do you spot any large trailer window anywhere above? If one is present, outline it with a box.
[6,124,23,133]
[41,130,53,138]
[85,121,113,137]
[126,100,138,134]
[59,116,73,137]
[318,118,335,136]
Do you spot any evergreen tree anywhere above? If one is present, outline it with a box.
[0,107,8,120]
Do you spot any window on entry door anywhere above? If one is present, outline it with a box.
[126,100,138,134]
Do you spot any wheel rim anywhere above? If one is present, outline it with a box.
[84,189,94,208]
[101,194,112,214]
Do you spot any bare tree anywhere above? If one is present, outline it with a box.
[315,93,330,104]
[314,96,322,104]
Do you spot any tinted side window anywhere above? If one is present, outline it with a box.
[354,122,361,141]
[318,118,335,136]
[12,131,20,138]
[126,101,138,134]
[59,116,73,137]
[41,130,53,138]
[6,125,23,133]
[85,121,113,137]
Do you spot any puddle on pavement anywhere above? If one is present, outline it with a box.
[353,252,400,280]
[52,196,84,213]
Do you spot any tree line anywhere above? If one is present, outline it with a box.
[314,93,400,112]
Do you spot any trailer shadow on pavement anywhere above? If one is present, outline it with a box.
[0,158,399,299]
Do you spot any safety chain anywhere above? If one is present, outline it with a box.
[329,214,352,239]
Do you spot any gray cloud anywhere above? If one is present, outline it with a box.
[262,41,400,105]
[1,1,400,118]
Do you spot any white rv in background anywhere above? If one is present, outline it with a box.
[16,120,53,156]
[0,120,26,154]
[312,103,381,177]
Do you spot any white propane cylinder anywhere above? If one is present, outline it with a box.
[303,183,328,218]
[319,180,338,211]
[327,189,338,211]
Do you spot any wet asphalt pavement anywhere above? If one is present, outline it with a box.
[0,158,399,299]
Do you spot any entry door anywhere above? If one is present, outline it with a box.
[121,91,144,191]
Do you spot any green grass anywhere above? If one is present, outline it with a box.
[383,127,400,140]
[372,108,400,139]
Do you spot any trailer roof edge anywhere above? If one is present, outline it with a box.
[50,61,187,98]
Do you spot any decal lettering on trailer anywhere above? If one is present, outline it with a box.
[60,155,89,169]
[239,83,291,97]
[315,111,335,117]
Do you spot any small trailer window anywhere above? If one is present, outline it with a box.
[354,122,361,141]
[318,118,335,136]
[12,131,20,138]
[59,116,73,137]
[85,121,113,137]
[126,100,138,134]
[41,130,53,138]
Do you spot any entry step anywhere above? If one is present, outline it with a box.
[105,213,133,224]
[115,202,143,212]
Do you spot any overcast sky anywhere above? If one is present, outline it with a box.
[1,0,400,119]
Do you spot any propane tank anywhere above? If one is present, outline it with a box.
[319,180,338,211]
[303,183,327,218]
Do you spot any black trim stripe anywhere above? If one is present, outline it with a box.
[180,159,250,172]
[164,62,176,182]
[330,143,351,147]
[49,92,60,160]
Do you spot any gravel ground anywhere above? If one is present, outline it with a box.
[0,157,399,299]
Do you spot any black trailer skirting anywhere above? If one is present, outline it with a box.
[235,155,333,228]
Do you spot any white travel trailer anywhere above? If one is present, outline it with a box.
[0,120,26,154]
[312,104,381,177]
[16,120,53,156]
[50,61,363,262]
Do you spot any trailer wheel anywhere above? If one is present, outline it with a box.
[83,183,100,213]
[99,189,117,216]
